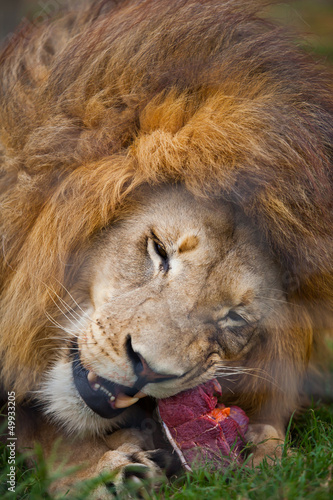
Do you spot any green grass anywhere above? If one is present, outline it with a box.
[266,0,333,63]
[19,1,333,62]
[1,403,332,499]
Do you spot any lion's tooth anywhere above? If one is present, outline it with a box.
[87,371,98,383]
[87,371,101,391]
[134,391,147,399]
[114,393,139,409]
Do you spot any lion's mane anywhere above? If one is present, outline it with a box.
[0,0,332,402]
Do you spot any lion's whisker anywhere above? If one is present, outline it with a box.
[36,336,96,348]
[46,290,88,332]
[55,295,88,326]
[215,367,272,378]
[55,295,94,330]
[260,287,285,293]
[44,311,81,337]
[215,367,280,390]
[255,295,302,307]
[38,347,74,352]
[215,365,272,375]
[53,278,93,319]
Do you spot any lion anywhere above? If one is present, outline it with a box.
[0,0,332,496]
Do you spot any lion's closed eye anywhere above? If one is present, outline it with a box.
[152,239,168,261]
[220,310,248,327]
[146,233,169,272]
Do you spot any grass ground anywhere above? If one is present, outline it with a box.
[0,399,332,499]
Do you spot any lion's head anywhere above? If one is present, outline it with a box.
[0,0,332,439]
[40,185,291,434]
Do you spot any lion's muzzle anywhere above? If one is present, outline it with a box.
[71,337,178,418]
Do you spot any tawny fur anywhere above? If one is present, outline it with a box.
[0,0,332,426]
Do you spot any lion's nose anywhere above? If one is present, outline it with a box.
[134,351,175,383]
[126,336,177,387]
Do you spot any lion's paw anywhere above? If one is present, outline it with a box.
[245,423,285,466]
[91,445,169,498]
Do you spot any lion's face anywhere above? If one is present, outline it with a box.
[40,186,285,435]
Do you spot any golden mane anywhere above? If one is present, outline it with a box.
[0,0,332,398]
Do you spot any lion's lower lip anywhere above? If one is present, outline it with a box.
[71,345,143,418]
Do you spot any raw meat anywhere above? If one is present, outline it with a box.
[158,379,249,471]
